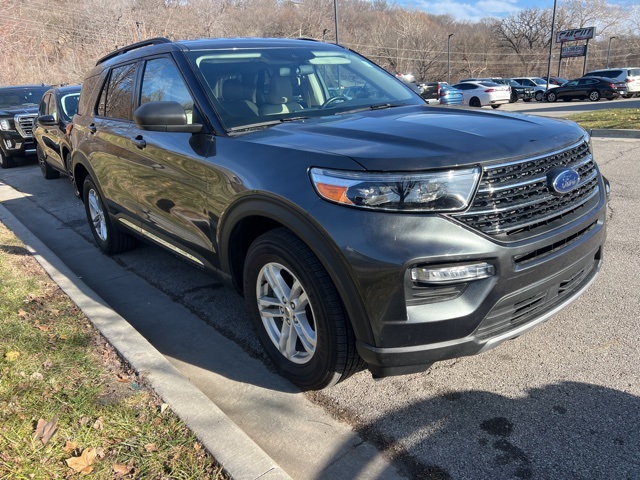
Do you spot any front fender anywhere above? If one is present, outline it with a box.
[218,193,376,346]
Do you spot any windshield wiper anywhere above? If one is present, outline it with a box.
[336,103,403,115]
[280,116,311,123]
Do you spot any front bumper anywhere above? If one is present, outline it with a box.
[0,132,36,157]
[308,173,607,378]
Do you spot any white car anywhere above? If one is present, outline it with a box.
[452,81,511,109]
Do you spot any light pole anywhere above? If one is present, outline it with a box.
[606,36,617,68]
[447,34,454,84]
[545,0,558,92]
[334,0,340,44]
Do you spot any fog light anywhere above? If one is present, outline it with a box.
[4,139,15,149]
[411,263,495,284]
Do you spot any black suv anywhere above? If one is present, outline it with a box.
[0,84,50,168]
[71,38,607,389]
[34,85,82,189]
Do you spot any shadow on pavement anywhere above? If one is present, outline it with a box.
[317,381,640,479]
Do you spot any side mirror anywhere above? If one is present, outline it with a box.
[134,101,202,133]
[38,114,57,126]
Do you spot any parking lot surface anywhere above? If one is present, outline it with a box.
[1,129,638,477]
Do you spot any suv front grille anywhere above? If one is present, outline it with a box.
[453,140,599,238]
[14,114,37,139]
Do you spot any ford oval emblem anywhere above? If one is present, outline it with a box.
[548,168,580,195]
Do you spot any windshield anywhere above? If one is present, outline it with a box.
[0,86,49,108]
[185,46,424,131]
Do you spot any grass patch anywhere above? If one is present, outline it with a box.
[0,222,227,479]
[566,108,640,130]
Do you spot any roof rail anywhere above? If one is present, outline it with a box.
[96,37,172,66]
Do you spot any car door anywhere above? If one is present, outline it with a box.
[126,55,214,264]
[87,63,139,221]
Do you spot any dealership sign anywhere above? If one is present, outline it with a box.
[556,27,596,43]
[561,44,588,58]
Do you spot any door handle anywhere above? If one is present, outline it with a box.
[132,135,146,149]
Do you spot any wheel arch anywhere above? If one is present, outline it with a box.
[70,151,95,202]
[218,194,375,345]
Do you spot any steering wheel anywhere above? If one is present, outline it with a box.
[321,95,349,108]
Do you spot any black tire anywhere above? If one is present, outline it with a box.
[547,91,557,103]
[469,97,481,107]
[243,228,363,390]
[37,144,60,179]
[82,177,135,255]
[491,104,501,109]
[509,92,517,103]
[65,152,80,198]
[0,149,16,169]
[523,98,532,102]
[535,91,544,101]
[622,94,632,99]
[588,90,601,102]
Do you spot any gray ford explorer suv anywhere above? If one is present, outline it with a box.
[71,37,608,389]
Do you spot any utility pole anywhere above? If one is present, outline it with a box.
[447,34,454,84]
[545,0,558,92]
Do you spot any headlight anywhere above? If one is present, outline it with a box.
[310,167,480,212]
[0,119,12,131]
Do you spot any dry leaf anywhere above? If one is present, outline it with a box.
[17,309,28,318]
[66,447,97,474]
[160,403,169,414]
[113,463,130,475]
[63,440,78,452]
[36,324,50,332]
[144,443,157,452]
[33,415,58,445]
[30,372,44,381]
[92,417,103,430]
[42,359,53,370]
[4,351,20,362]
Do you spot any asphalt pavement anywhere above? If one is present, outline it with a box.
[1,114,639,479]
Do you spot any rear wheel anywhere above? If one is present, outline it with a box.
[546,91,557,102]
[469,97,482,107]
[244,228,362,390]
[83,177,135,255]
[589,90,601,102]
[37,144,60,179]
[491,104,501,109]
[535,91,544,101]
[0,150,16,169]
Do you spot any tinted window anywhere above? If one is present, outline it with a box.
[39,93,50,116]
[48,94,58,122]
[60,93,80,120]
[78,75,100,116]
[628,69,640,76]
[140,57,194,124]
[104,63,136,120]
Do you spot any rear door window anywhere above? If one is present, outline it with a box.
[98,63,137,120]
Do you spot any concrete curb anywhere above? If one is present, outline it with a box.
[590,128,640,139]
[0,201,292,480]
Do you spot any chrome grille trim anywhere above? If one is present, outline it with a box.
[452,139,598,236]
[14,114,37,139]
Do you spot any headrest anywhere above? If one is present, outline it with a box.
[266,76,293,104]
[222,79,244,101]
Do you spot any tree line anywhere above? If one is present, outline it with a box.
[1,0,639,87]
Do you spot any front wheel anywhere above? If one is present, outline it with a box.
[589,90,601,102]
[83,177,135,255]
[469,97,482,107]
[243,228,362,390]
[535,91,544,101]
[0,149,16,169]
[546,91,557,102]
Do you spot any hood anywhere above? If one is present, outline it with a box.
[244,105,586,171]
[0,105,39,116]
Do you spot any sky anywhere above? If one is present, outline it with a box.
[406,0,618,23]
